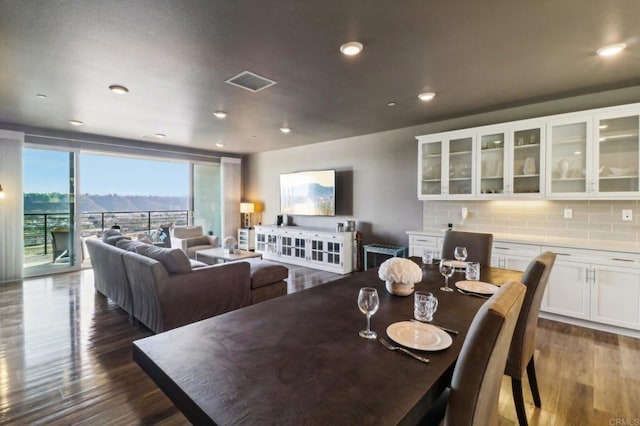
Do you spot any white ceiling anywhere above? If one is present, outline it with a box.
[1,0,640,154]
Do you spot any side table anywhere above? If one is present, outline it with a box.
[363,244,407,270]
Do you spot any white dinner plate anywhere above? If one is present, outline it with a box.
[443,260,469,269]
[386,321,453,351]
[455,280,499,295]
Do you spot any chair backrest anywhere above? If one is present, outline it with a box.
[172,225,203,239]
[441,230,493,267]
[51,228,70,250]
[444,280,526,426]
[505,251,556,378]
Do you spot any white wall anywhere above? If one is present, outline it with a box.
[244,86,640,247]
[0,130,25,283]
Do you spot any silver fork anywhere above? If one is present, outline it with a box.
[378,338,429,364]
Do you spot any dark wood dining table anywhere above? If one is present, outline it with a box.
[133,260,522,425]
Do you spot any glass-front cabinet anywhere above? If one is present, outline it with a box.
[418,130,475,199]
[595,113,639,195]
[547,116,592,197]
[546,106,640,199]
[477,121,544,198]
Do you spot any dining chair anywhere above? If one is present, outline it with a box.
[505,251,556,426]
[420,280,526,426]
[441,230,493,266]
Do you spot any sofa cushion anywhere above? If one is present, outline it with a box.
[135,245,192,274]
[190,259,209,269]
[117,239,148,252]
[246,258,289,289]
[105,235,131,246]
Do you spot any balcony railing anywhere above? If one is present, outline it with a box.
[24,210,190,256]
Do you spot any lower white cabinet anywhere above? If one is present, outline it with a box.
[408,234,442,258]
[407,230,640,334]
[237,228,255,251]
[255,225,353,274]
[543,251,640,330]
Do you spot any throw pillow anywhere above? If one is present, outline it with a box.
[105,235,131,246]
[102,229,122,242]
[135,245,192,274]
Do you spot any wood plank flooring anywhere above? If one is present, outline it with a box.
[1,265,639,425]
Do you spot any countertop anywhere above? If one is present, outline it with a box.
[407,228,640,256]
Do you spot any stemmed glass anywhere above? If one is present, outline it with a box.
[454,246,468,262]
[439,259,455,292]
[357,287,380,339]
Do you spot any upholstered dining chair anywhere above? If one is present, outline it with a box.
[420,280,526,426]
[505,251,556,426]
[441,230,493,267]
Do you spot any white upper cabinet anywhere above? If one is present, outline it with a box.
[546,105,640,199]
[418,130,476,199]
[417,102,640,200]
[476,120,545,198]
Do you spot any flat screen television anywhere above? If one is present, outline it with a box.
[280,169,335,216]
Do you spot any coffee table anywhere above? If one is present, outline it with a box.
[195,247,262,264]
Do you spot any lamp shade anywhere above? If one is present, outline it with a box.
[240,202,255,213]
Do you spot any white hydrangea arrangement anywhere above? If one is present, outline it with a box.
[378,257,422,296]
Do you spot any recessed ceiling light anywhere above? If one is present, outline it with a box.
[109,84,129,94]
[213,111,227,119]
[387,101,397,107]
[280,127,291,134]
[69,120,83,126]
[599,124,609,129]
[154,133,166,139]
[418,92,436,102]
[340,41,363,56]
[36,94,47,99]
[574,151,582,155]
[215,142,225,148]
[597,43,626,57]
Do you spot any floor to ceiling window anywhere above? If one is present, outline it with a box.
[23,147,77,276]
[23,149,202,276]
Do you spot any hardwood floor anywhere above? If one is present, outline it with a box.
[1,266,638,425]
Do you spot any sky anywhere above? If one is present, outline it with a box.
[23,149,189,196]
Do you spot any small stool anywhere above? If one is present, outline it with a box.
[363,244,407,270]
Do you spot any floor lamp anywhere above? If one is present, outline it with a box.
[240,202,255,228]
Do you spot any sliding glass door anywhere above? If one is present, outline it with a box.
[192,163,221,238]
[23,147,78,276]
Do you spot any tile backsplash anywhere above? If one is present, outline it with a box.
[423,200,640,243]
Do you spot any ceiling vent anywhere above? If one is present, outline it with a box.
[225,71,276,92]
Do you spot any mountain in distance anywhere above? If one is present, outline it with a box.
[24,193,189,213]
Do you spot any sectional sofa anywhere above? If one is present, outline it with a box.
[86,233,288,333]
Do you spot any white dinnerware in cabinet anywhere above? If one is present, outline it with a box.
[417,130,476,200]
[476,121,545,198]
[546,114,593,198]
[593,110,640,196]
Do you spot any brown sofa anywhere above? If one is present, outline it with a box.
[86,235,288,333]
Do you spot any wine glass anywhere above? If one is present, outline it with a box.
[454,246,468,262]
[439,259,455,292]
[357,287,380,339]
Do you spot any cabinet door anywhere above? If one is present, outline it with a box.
[542,258,590,319]
[478,130,506,197]
[510,122,544,197]
[447,134,474,197]
[546,116,593,198]
[591,264,640,330]
[418,138,444,198]
[594,112,640,196]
